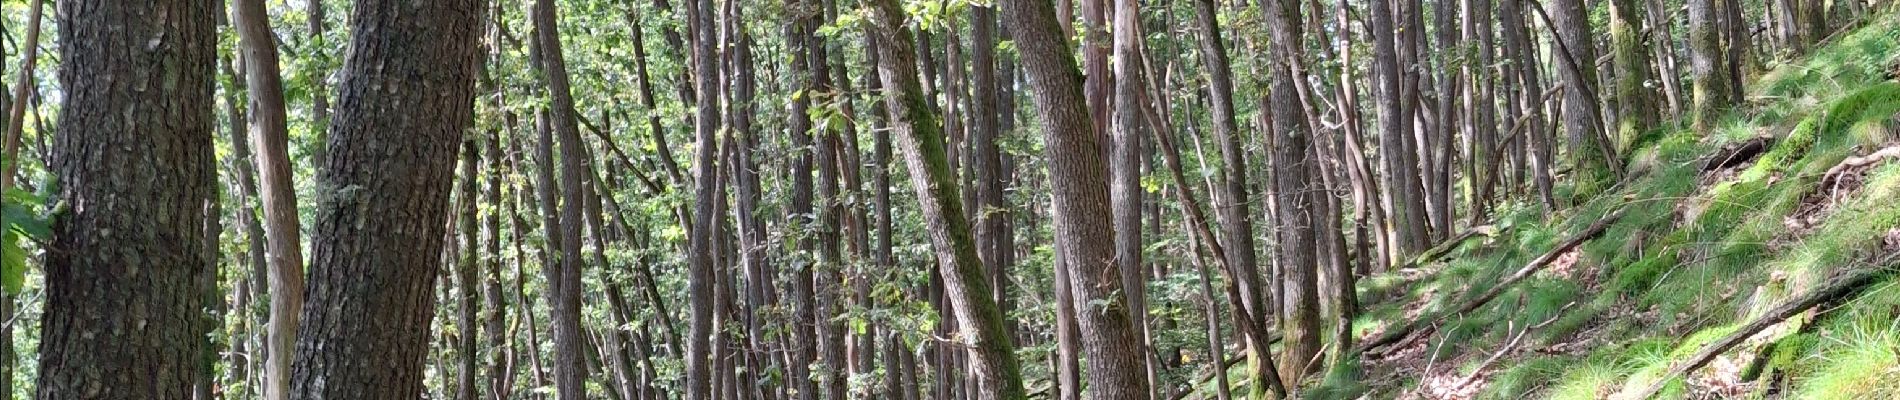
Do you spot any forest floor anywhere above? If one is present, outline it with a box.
[1292,11,1900,400]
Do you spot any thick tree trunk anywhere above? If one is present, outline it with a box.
[288,0,485,397]
[1688,0,1732,131]
[1610,0,1658,149]
[863,1,1029,399]
[1544,0,1620,202]
[1258,0,1323,383]
[36,0,216,397]
[998,0,1152,398]
[1372,0,1431,257]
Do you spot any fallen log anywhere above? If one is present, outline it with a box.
[1394,225,1497,273]
[1618,267,1886,400]
[1355,209,1627,355]
[1701,134,1776,172]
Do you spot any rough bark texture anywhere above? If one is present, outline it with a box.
[36,0,216,397]
[864,1,1028,399]
[288,0,486,397]
[1371,0,1430,255]
[1545,0,1619,202]
[528,0,594,396]
[997,0,1153,398]
[1259,0,1323,383]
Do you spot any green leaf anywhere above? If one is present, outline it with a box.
[4,202,49,240]
[2,231,24,295]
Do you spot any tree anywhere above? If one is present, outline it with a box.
[1610,0,1659,148]
[36,0,217,397]
[289,0,486,397]
[1544,0,1621,201]
[997,0,1152,398]
[527,0,594,396]
[230,0,308,398]
[863,2,1031,399]
[1687,0,1731,131]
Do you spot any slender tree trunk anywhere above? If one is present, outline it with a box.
[288,0,485,397]
[455,134,483,400]
[36,0,216,397]
[1109,0,1155,393]
[683,0,722,397]
[526,0,594,396]
[231,0,308,398]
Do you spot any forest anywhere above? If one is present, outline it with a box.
[0,0,1897,398]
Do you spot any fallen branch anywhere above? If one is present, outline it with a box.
[1356,209,1627,354]
[1817,145,1900,190]
[1701,134,1777,171]
[1449,301,1576,392]
[1619,267,1885,400]
[1394,225,1497,272]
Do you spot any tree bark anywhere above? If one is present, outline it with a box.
[998,0,1153,398]
[1688,0,1732,131]
[288,0,486,397]
[526,0,594,396]
[863,1,1029,399]
[36,0,216,397]
[231,0,309,398]
[1610,0,1658,149]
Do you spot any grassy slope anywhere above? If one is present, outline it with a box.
[1338,12,1900,400]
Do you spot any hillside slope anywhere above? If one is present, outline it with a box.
[1340,12,1900,400]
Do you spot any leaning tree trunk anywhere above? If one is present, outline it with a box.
[997,0,1153,398]
[863,1,1029,399]
[36,0,216,397]
[231,0,308,397]
[288,0,486,397]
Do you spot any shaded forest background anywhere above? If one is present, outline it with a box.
[0,0,1894,398]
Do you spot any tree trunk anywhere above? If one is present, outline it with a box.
[526,0,595,396]
[1610,0,1658,149]
[1109,0,1154,393]
[863,1,1030,399]
[1544,0,1620,202]
[231,0,309,397]
[36,0,216,397]
[997,0,1153,398]
[1688,0,1732,131]
[683,0,722,397]
[288,0,485,397]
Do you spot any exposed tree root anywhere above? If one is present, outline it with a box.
[1356,209,1627,356]
[1617,267,1886,400]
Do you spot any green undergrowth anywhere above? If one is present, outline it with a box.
[1344,12,1900,399]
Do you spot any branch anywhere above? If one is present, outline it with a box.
[1618,266,1886,400]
